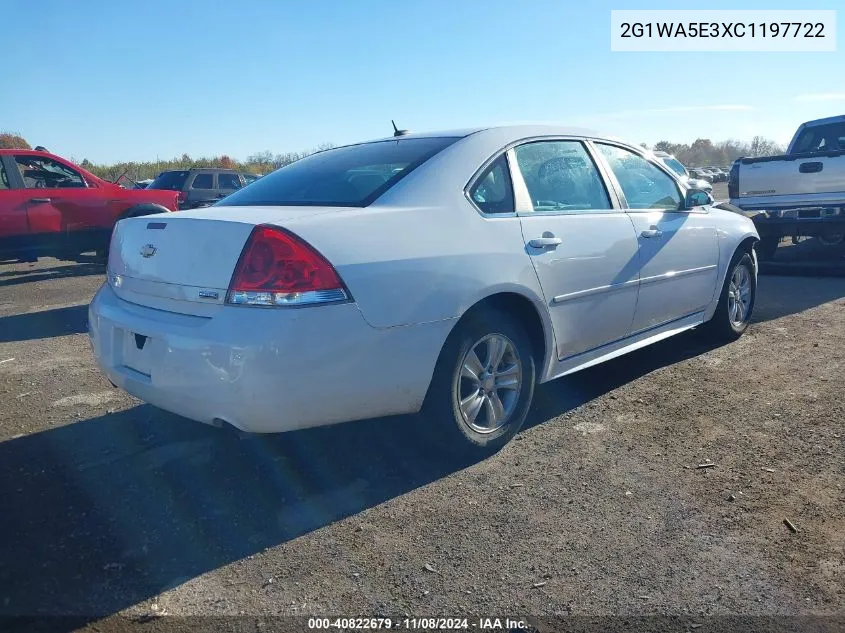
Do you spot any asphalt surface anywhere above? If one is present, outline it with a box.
[0,256,843,631]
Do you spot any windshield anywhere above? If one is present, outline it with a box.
[218,136,460,207]
[148,171,189,191]
[661,157,688,177]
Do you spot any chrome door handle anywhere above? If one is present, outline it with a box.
[528,237,562,248]
[29,197,51,204]
[640,227,663,238]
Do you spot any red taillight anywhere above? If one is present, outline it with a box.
[227,225,348,306]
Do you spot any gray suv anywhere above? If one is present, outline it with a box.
[147,168,247,210]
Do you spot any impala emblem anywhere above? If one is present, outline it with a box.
[140,244,157,258]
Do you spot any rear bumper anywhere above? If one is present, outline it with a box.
[88,284,452,433]
[731,192,845,210]
[749,217,845,238]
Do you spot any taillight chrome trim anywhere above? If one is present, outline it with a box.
[227,288,348,307]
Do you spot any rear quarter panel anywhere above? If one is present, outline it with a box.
[275,132,552,332]
[120,188,180,212]
[282,202,546,329]
[44,184,178,233]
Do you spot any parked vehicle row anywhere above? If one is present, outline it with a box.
[0,147,270,262]
[89,125,760,456]
[146,168,250,210]
[688,166,728,183]
[651,151,713,194]
[729,114,845,260]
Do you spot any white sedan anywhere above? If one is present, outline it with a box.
[89,125,759,455]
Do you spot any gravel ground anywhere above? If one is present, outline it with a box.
[0,257,843,628]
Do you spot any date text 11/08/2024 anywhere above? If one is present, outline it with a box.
[307,617,529,630]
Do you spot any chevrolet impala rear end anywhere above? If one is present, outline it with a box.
[89,126,758,456]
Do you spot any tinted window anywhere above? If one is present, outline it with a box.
[149,171,189,191]
[469,154,514,214]
[598,144,682,211]
[191,174,214,189]
[218,173,242,190]
[792,122,845,153]
[218,136,460,207]
[513,141,611,212]
[0,161,9,190]
[14,155,85,189]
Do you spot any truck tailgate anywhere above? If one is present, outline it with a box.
[739,153,845,198]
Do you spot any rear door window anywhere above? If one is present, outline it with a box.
[513,141,611,212]
[217,173,242,190]
[218,136,460,207]
[190,174,214,189]
[149,171,189,191]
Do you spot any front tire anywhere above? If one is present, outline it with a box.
[424,310,536,457]
[703,251,756,342]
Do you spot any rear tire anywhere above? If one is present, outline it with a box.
[702,251,756,342]
[423,310,536,457]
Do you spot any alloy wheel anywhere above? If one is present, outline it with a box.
[728,263,752,328]
[456,334,523,434]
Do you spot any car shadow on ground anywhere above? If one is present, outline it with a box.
[0,324,751,626]
[758,238,845,278]
[1,278,844,625]
[0,305,89,343]
[753,275,845,323]
[0,262,105,288]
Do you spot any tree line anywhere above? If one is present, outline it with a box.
[78,145,335,184]
[0,132,334,183]
[2,131,786,182]
[645,136,785,168]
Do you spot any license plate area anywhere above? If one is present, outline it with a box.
[119,328,154,377]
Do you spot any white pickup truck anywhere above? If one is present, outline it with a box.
[729,115,845,260]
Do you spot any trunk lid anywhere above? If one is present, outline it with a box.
[108,206,349,316]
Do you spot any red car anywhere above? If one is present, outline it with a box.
[0,148,179,262]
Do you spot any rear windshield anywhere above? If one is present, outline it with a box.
[792,122,845,153]
[217,136,460,207]
[148,171,189,191]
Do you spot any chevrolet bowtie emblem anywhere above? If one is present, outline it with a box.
[140,244,157,258]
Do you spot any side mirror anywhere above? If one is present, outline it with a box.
[685,188,713,209]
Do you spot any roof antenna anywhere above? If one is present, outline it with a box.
[392,120,409,137]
